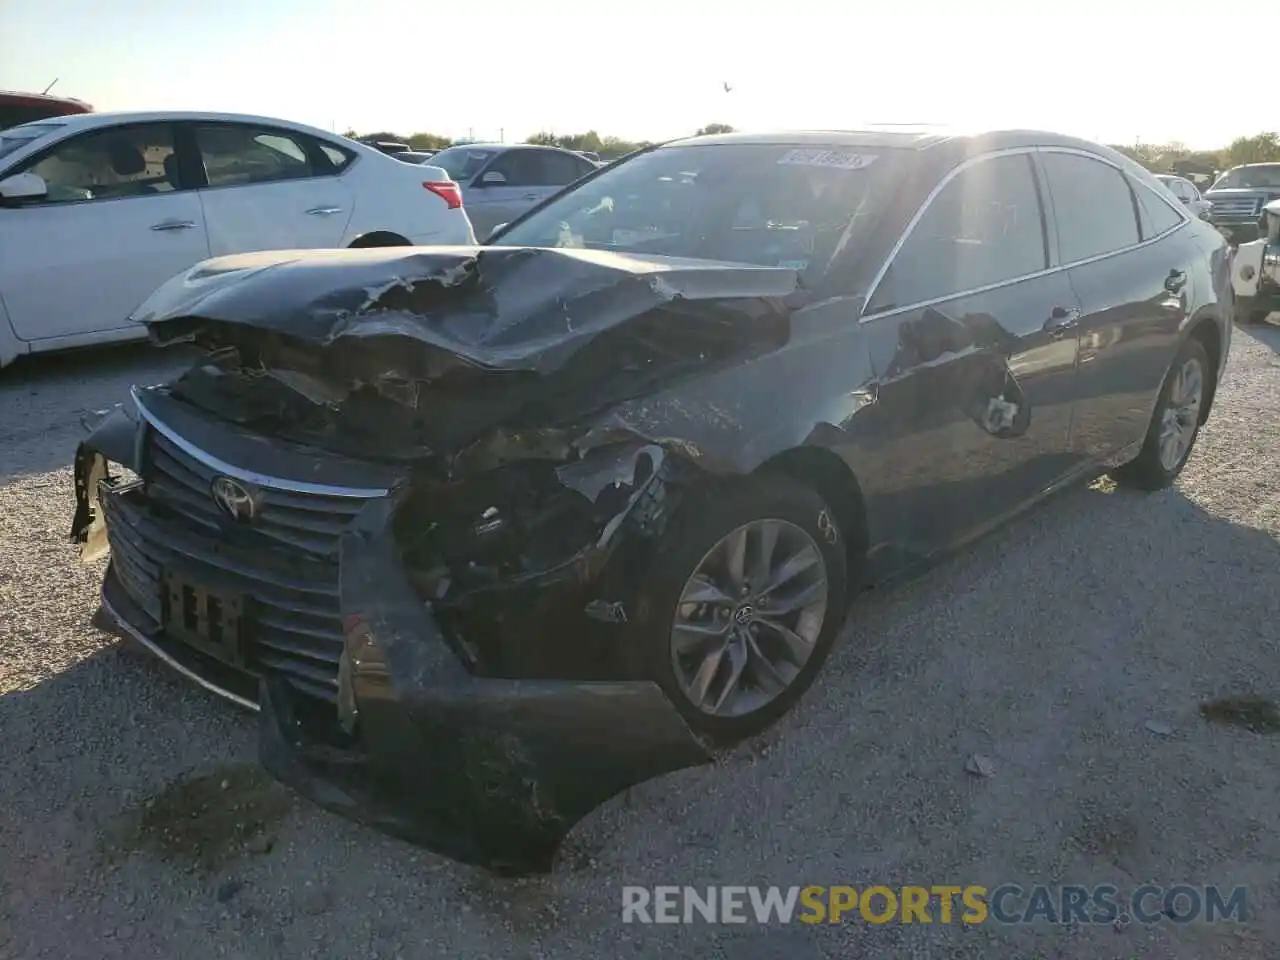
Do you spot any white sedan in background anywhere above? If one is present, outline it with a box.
[0,111,476,366]
[1154,174,1212,220]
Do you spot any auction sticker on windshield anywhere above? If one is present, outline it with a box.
[777,149,878,170]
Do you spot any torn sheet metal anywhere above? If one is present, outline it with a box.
[133,245,800,378]
[259,518,712,875]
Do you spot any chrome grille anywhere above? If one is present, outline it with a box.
[103,486,347,702]
[145,429,368,557]
[1209,196,1261,219]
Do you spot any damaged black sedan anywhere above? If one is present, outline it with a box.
[73,129,1233,874]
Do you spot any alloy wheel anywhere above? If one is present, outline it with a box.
[669,519,829,717]
[1157,356,1204,472]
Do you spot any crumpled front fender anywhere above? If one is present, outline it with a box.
[260,498,712,875]
[69,402,145,560]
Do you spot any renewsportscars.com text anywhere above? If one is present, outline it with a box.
[621,884,1248,925]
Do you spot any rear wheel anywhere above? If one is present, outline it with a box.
[348,232,410,248]
[1111,337,1209,490]
[627,474,849,741]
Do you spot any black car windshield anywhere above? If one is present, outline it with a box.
[1211,165,1280,189]
[430,146,496,182]
[489,142,907,279]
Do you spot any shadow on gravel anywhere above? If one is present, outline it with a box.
[0,340,180,391]
[0,342,195,482]
[1237,319,1280,354]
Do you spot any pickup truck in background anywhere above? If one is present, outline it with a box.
[1204,162,1280,244]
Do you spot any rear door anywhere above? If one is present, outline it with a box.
[464,148,546,237]
[0,121,210,340]
[1036,149,1193,461]
[860,150,1084,551]
[189,121,354,255]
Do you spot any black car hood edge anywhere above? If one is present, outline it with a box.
[135,244,800,376]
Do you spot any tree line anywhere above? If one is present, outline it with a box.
[1108,132,1280,181]
[342,124,736,159]
[341,125,1280,179]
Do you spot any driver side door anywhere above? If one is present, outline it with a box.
[0,122,210,341]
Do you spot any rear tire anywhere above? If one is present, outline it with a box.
[626,474,849,742]
[348,232,411,248]
[1111,337,1209,491]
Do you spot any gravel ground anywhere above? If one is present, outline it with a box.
[2,329,1279,960]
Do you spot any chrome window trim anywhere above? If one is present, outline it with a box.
[860,145,1189,324]
[132,386,389,499]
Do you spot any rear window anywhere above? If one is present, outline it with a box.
[0,122,63,160]
[491,143,906,280]
[428,146,496,182]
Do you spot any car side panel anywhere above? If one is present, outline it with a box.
[340,157,476,246]
[1061,230,1195,460]
[0,292,21,366]
[850,272,1084,563]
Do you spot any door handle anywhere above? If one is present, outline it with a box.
[150,220,196,231]
[522,193,539,201]
[1044,306,1081,338]
[306,206,344,216]
[1164,269,1187,293]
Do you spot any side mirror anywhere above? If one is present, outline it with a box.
[0,172,48,202]
[479,170,507,186]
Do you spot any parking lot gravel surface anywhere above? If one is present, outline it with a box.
[2,330,1280,960]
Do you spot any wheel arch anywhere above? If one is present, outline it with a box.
[1186,316,1222,425]
[753,445,869,587]
[348,231,411,248]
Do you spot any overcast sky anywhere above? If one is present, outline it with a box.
[0,0,1246,149]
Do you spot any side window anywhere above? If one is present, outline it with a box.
[1132,178,1185,239]
[195,124,315,188]
[538,151,588,186]
[315,139,354,171]
[1040,151,1140,263]
[870,153,1046,310]
[485,149,542,187]
[22,123,179,204]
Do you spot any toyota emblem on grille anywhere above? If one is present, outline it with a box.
[210,476,258,522]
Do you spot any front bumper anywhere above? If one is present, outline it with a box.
[82,416,710,875]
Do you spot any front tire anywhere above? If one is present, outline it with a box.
[1111,337,1209,490]
[627,474,849,742]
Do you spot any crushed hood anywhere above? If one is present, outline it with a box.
[134,245,799,375]
[134,245,801,461]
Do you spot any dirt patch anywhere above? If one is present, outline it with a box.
[108,762,294,872]
[1200,695,1280,734]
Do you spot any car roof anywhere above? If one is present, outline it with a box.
[663,127,1129,156]
[0,90,92,110]
[438,142,579,154]
[9,110,347,141]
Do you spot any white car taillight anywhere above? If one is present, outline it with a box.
[423,181,463,209]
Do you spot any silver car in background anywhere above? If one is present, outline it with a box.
[427,143,598,237]
[1154,173,1211,220]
